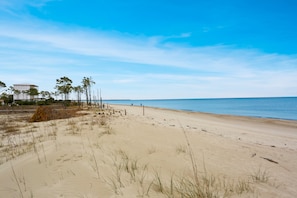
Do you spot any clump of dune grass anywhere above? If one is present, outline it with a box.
[97,115,113,138]
[104,146,256,197]
[106,149,153,196]
[251,168,270,183]
[116,149,140,182]
[165,122,256,198]
[67,119,81,135]
[148,168,254,198]
[105,147,253,197]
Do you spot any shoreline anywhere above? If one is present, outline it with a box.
[110,104,297,151]
[110,103,297,125]
[105,97,297,121]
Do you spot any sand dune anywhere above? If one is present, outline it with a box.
[0,105,297,197]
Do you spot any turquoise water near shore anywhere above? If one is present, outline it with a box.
[104,97,297,120]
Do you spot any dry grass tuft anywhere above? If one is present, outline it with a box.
[30,106,79,122]
[251,168,270,183]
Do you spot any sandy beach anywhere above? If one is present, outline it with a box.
[0,105,297,197]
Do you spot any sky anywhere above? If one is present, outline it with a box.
[0,0,297,99]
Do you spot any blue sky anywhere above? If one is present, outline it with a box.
[1,0,297,99]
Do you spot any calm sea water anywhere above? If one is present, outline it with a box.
[104,97,297,120]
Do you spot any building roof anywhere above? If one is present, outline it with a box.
[13,84,38,87]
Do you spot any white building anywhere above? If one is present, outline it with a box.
[13,84,38,101]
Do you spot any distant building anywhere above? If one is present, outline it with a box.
[13,84,38,101]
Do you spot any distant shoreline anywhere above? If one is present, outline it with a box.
[110,104,297,125]
[104,97,297,121]
[103,96,297,101]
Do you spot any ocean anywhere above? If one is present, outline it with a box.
[104,97,297,121]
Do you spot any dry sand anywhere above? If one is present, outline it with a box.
[0,105,297,197]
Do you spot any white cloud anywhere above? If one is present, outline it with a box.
[1,19,296,73]
[0,19,297,98]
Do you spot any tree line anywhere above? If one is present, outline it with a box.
[0,76,95,106]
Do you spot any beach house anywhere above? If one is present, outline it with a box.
[13,84,39,101]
